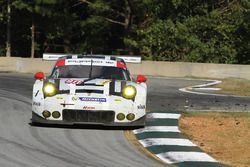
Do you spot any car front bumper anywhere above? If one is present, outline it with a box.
[31,112,145,127]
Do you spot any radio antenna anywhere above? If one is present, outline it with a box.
[89,49,93,78]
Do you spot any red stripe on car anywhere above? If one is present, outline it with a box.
[55,59,65,67]
[116,61,126,69]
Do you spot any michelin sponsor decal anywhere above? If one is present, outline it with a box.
[79,97,106,102]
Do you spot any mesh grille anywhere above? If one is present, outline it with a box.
[63,109,115,123]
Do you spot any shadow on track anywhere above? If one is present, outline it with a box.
[29,122,143,131]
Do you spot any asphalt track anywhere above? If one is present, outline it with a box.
[0,73,249,167]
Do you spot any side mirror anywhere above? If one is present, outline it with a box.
[34,72,45,80]
[136,74,147,83]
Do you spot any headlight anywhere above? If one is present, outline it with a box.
[121,85,137,100]
[43,82,58,97]
[52,111,61,119]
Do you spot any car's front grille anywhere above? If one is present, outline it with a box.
[62,109,115,123]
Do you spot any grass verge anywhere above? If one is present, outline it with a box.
[213,78,250,96]
[179,112,250,167]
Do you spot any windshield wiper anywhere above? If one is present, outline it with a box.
[82,73,114,84]
[83,76,100,83]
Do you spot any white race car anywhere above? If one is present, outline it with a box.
[32,53,147,127]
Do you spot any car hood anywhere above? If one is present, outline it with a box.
[47,78,130,96]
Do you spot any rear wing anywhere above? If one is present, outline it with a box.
[43,53,141,63]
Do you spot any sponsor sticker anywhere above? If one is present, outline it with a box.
[72,96,78,101]
[66,59,115,66]
[79,97,106,102]
[33,102,41,106]
[114,99,122,102]
[137,104,145,109]
[101,80,111,85]
[83,106,95,110]
[65,79,83,84]
[60,102,74,107]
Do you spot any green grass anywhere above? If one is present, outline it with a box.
[213,78,250,96]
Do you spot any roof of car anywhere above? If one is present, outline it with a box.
[59,55,126,63]
[54,54,127,69]
[43,53,141,63]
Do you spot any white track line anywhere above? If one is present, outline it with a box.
[147,113,181,119]
[157,152,217,164]
[192,87,221,91]
[139,138,196,147]
[179,79,229,96]
[192,80,222,88]
[179,87,229,97]
[180,87,250,98]
[133,126,180,134]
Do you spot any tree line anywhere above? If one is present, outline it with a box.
[0,0,249,64]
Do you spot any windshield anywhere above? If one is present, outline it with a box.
[51,65,131,81]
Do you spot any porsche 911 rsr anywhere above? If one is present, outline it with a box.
[32,54,147,127]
